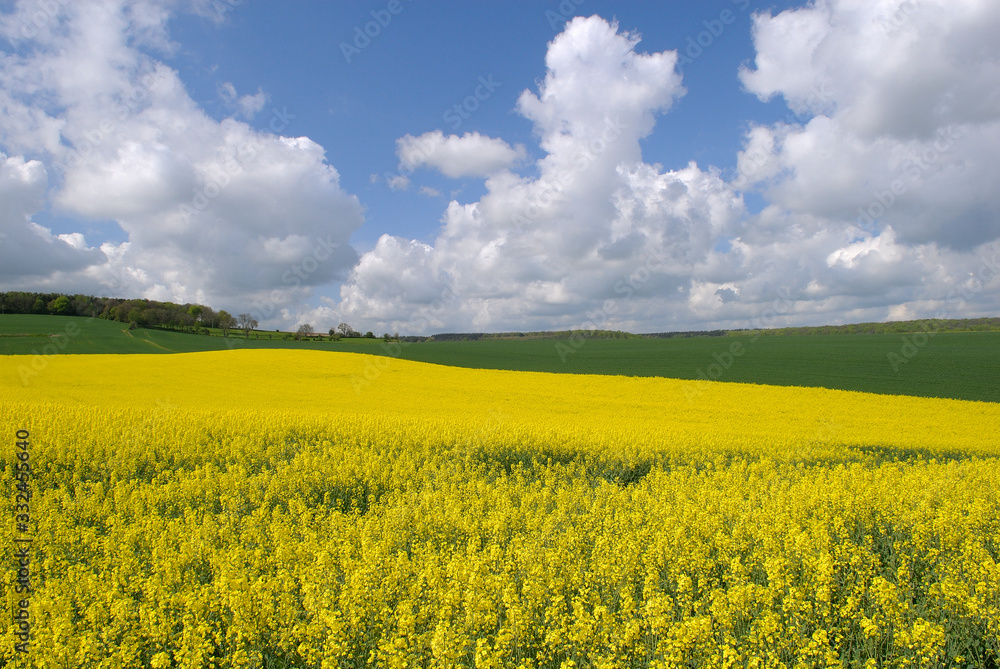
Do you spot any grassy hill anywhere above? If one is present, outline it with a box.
[372,333,1000,403]
[3,314,998,403]
[0,315,388,355]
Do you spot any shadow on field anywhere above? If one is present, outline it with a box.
[845,444,987,465]
[473,446,655,487]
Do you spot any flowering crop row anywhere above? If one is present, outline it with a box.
[0,351,997,667]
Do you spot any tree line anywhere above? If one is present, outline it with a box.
[0,291,238,333]
[731,317,1000,337]
[0,291,383,340]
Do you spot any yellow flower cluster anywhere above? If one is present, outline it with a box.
[1,350,998,667]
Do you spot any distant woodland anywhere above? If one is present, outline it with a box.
[0,291,227,331]
[2,291,998,338]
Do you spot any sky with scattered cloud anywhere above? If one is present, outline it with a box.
[1,0,998,334]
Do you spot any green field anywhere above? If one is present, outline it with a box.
[0,315,387,355]
[368,333,1000,403]
[2,314,998,403]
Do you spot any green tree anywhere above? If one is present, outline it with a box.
[238,313,258,337]
[218,310,236,337]
[71,295,95,317]
[295,324,314,340]
[47,295,70,314]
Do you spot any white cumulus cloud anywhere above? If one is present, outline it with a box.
[0,0,364,321]
[0,153,104,283]
[738,0,1000,252]
[339,6,1000,334]
[339,16,748,334]
[4,3,999,333]
[396,130,526,179]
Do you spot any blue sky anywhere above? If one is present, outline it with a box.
[2,0,999,334]
[165,1,795,248]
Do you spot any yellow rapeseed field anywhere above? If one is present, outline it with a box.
[1,350,998,668]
